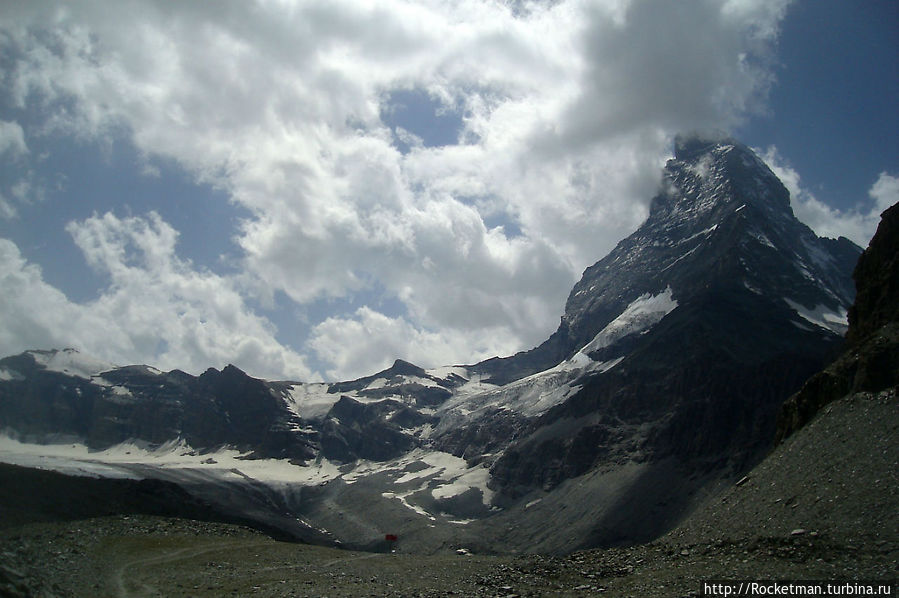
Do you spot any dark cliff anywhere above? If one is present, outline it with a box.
[776,202,899,443]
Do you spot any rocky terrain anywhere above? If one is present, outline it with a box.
[1,384,894,596]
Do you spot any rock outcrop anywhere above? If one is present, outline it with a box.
[776,201,899,443]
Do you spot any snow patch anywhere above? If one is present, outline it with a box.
[426,366,468,380]
[104,385,137,404]
[430,465,492,502]
[801,237,835,269]
[283,382,344,420]
[361,449,498,519]
[743,279,762,295]
[439,366,583,420]
[363,378,388,390]
[381,489,435,520]
[679,224,718,245]
[661,245,700,272]
[580,287,678,354]
[783,298,848,335]
[339,449,495,510]
[436,349,626,422]
[443,372,499,402]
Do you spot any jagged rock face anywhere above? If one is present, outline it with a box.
[0,350,316,461]
[847,203,899,346]
[565,135,858,351]
[318,396,430,463]
[777,201,899,443]
[485,136,862,527]
[475,135,859,386]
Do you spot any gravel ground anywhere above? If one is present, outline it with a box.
[1,390,895,598]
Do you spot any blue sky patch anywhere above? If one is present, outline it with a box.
[380,88,464,154]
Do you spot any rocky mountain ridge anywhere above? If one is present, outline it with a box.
[776,201,899,443]
[1,199,895,596]
[0,133,866,553]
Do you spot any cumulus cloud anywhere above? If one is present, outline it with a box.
[760,146,896,247]
[309,306,517,380]
[869,172,899,214]
[538,0,788,153]
[0,0,793,379]
[0,213,314,380]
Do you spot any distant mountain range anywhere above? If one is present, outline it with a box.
[0,133,874,553]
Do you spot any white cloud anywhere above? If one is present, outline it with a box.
[536,0,788,154]
[760,146,896,247]
[869,172,899,215]
[0,0,794,379]
[0,121,28,157]
[308,306,515,380]
[0,213,315,380]
[0,195,16,220]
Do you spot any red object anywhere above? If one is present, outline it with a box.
[385,534,398,542]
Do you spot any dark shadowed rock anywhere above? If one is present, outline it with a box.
[776,201,899,443]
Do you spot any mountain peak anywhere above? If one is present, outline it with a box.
[473,136,860,387]
[655,135,791,223]
[549,137,860,370]
[673,130,735,161]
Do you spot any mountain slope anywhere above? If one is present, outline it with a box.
[777,201,899,442]
[0,350,317,461]
[0,133,863,553]
[653,201,899,588]
[449,133,862,549]
[471,133,858,387]
[1,203,893,598]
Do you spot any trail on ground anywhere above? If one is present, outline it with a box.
[112,539,272,598]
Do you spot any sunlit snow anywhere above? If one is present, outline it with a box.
[579,287,678,354]
[0,434,343,484]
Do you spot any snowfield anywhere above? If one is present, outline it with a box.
[0,434,497,521]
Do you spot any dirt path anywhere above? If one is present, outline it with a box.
[113,539,273,598]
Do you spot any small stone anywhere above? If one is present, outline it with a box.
[790,528,807,536]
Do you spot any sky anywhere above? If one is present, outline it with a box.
[0,0,896,382]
